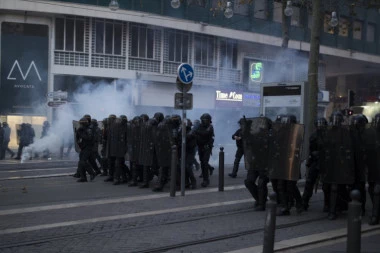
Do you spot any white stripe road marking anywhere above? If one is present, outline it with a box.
[0,160,73,165]
[224,224,380,253]
[0,198,252,235]
[0,173,73,181]
[0,167,76,173]
[0,185,247,216]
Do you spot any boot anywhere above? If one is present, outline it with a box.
[140,166,150,188]
[128,163,138,187]
[153,167,165,192]
[244,178,258,202]
[201,179,209,187]
[277,180,290,216]
[369,185,380,225]
[229,162,239,178]
[328,184,338,220]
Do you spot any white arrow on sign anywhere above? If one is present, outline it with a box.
[181,67,193,82]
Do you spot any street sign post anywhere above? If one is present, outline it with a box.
[47,101,67,108]
[175,63,194,197]
[47,90,68,108]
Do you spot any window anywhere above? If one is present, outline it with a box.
[95,20,122,55]
[220,39,237,69]
[291,6,301,27]
[254,0,267,19]
[168,31,189,62]
[273,1,282,23]
[353,20,362,40]
[131,24,154,58]
[338,17,349,37]
[234,1,249,16]
[367,23,375,42]
[323,13,334,34]
[55,17,84,52]
[194,35,215,67]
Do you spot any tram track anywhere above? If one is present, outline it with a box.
[0,204,326,251]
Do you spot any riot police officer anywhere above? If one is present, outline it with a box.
[229,119,244,178]
[302,118,328,211]
[368,113,380,225]
[76,117,96,182]
[194,113,214,187]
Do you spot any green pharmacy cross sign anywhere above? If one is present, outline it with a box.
[250,62,263,83]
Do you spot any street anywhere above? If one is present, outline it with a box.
[0,159,379,253]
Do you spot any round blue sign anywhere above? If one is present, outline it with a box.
[177,63,194,84]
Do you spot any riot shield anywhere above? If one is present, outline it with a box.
[130,120,141,163]
[319,126,355,184]
[363,127,380,183]
[72,120,81,153]
[241,117,271,173]
[139,119,156,166]
[106,118,128,158]
[154,119,173,167]
[268,123,304,181]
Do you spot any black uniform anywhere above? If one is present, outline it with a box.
[0,123,14,159]
[15,123,35,160]
[229,126,244,178]
[76,118,96,182]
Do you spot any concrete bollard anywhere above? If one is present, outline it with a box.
[218,147,224,192]
[347,190,362,253]
[263,192,277,253]
[170,145,177,197]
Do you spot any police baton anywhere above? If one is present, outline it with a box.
[218,147,224,192]
[347,190,362,253]
[263,192,277,253]
[170,145,177,197]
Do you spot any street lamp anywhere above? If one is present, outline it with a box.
[109,0,119,11]
[224,1,233,19]
[329,11,338,27]
[171,0,181,9]
[284,1,293,17]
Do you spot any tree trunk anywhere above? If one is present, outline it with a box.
[307,0,322,134]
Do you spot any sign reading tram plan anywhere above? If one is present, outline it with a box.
[177,63,194,84]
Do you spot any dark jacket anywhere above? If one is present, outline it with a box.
[232,129,243,148]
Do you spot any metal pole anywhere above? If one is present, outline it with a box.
[347,190,362,253]
[170,145,177,197]
[181,101,186,196]
[263,192,277,253]
[218,147,224,192]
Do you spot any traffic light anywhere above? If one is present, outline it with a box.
[348,89,356,107]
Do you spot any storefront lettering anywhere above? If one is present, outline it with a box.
[216,90,242,102]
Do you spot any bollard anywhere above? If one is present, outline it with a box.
[218,147,224,192]
[347,190,362,253]
[169,145,177,197]
[263,192,277,253]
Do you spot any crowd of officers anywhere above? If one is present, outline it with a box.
[240,112,380,226]
[73,113,215,191]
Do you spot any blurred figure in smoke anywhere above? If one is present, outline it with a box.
[184,119,197,189]
[15,123,35,160]
[229,119,244,178]
[91,119,103,174]
[0,122,15,159]
[194,113,214,187]
[39,121,51,159]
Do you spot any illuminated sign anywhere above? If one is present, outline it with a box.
[250,62,263,83]
[215,90,242,102]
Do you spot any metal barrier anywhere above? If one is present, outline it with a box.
[263,192,277,253]
[218,147,224,192]
[347,189,362,253]
[170,145,177,197]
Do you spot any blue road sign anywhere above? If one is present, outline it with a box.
[177,63,194,84]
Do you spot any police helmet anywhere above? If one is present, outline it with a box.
[330,111,344,126]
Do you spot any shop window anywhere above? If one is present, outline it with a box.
[194,35,215,67]
[291,6,301,27]
[168,31,189,63]
[220,39,237,69]
[254,0,267,19]
[353,20,362,40]
[338,17,349,37]
[131,24,154,59]
[95,20,122,55]
[323,13,334,34]
[55,17,84,52]
[273,1,282,23]
[367,23,375,42]
[234,0,249,16]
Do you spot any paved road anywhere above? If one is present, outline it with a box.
[0,159,379,253]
